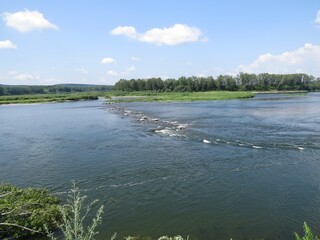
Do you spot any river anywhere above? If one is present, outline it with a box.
[1,93,320,239]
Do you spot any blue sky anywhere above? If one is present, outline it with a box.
[0,0,319,85]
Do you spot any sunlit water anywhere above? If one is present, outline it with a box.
[1,93,320,240]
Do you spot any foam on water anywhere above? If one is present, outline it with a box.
[252,145,263,149]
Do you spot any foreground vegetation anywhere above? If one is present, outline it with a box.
[0,92,101,104]
[106,91,256,102]
[0,183,189,240]
[1,183,319,240]
[0,184,60,239]
[46,182,106,240]
[295,222,320,240]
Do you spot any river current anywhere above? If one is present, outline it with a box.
[1,93,320,239]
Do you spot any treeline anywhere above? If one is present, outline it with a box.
[114,73,320,92]
[0,84,113,96]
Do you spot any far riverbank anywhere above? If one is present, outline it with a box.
[0,90,314,105]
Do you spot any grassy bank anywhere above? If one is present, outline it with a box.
[0,92,101,105]
[3,90,308,105]
[106,91,256,102]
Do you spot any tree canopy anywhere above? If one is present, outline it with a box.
[113,73,320,92]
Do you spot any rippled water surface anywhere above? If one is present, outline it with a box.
[1,93,320,239]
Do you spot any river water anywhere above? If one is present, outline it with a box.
[1,93,320,239]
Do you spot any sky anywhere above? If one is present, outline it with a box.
[0,0,319,85]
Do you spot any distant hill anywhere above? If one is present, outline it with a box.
[0,83,112,87]
[54,83,112,87]
[0,83,113,96]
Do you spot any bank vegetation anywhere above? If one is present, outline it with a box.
[113,73,319,92]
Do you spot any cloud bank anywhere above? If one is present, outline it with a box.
[9,71,40,81]
[238,43,320,76]
[0,40,17,49]
[2,10,58,32]
[111,24,207,45]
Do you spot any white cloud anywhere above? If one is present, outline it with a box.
[101,57,115,64]
[111,26,137,38]
[110,24,207,45]
[14,73,40,81]
[7,71,40,82]
[315,10,320,25]
[0,40,17,49]
[107,70,118,76]
[2,71,65,85]
[238,43,320,76]
[2,10,58,32]
[74,68,88,74]
[131,56,141,61]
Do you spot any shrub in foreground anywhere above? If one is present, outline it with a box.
[295,222,320,240]
[46,182,106,240]
[0,183,61,239]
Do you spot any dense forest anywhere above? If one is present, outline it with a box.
[0,84,113,96]
[2,73,320,96]
[113,73,320,92]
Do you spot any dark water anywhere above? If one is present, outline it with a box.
[1,93,320,240]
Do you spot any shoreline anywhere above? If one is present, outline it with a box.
[0,92,101,105]
[106,91,256,103]
[0,90,313,105]
[252,90,308,94]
